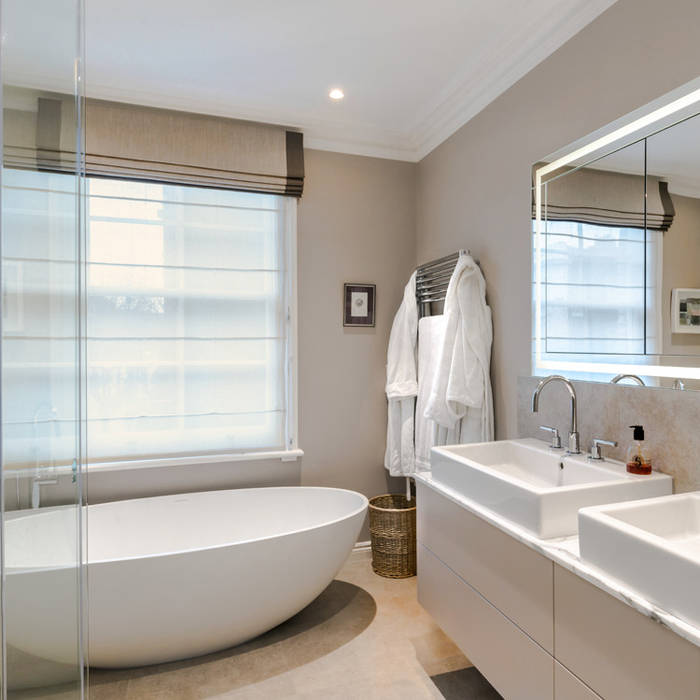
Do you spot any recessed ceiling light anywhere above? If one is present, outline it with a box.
[329,88,344,101]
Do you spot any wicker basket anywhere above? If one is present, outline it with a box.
[368,494,417,578]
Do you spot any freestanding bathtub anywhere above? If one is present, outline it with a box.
[6,486,368,669]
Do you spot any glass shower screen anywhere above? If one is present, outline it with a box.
[1,0,86,696]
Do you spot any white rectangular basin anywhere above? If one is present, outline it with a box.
[431,439,672,538]
[579,492,700,628]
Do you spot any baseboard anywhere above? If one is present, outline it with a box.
[353,540,372,553]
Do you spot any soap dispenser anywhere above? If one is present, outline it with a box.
[626,425,652,475]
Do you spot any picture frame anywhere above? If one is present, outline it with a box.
[671,288,700,334]
[343,283,376,327]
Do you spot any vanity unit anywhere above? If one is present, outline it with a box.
[416,439,700,699]
[417,77,700,698]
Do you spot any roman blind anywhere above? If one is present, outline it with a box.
[2,87,300,467]
[84,176,296,462]
[1,167,296,466]
[3,92,79,173]
[534,165,675,231]
[3,88,305,196]
[85,99,304,196]
[538,220,661,357]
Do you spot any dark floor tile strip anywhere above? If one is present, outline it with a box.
[430,666,503,700]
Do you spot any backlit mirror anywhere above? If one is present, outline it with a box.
[533,79,700,389]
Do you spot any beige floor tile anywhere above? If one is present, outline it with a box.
[18,549,470,699]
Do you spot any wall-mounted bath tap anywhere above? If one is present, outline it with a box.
[31,473,58,509]
[532,375,580,454]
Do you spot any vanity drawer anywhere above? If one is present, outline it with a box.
[554,662,601,699]
[418,543,553,700]
[417,481,554,652]
[554,565,700,700]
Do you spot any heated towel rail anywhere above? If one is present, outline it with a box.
[416,249,472,317]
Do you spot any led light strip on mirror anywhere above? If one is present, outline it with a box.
[534,78,700,381]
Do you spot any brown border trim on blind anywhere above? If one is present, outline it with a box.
[285,131,304,197]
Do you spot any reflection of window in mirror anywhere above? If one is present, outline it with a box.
[532,218,661,383]
[533,83,700,388]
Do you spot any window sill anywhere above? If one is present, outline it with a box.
[86,449,304,473]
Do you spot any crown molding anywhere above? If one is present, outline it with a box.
[408,0,618,160]
[667,177,700,200]
[6,72,418,162]
[302,134,418,162]
[305,0,617,161]
[6,1,617,165]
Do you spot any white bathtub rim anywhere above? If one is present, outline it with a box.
[7,486,368,569]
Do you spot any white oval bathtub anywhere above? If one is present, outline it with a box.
[6,486,368,669]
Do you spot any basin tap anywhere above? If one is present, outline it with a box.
[531,375,580,454]
[589,438,617,461]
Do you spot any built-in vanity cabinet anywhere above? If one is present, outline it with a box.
[417,480,700,700]
[554,566,700,699]
[419,544,555,699]
[418,480,553,651]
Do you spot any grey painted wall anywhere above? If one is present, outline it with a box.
[415,0,700,439]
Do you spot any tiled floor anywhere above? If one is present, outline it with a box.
[15,550,501,699]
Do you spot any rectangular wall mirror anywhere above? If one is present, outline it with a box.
[533,78,700,390]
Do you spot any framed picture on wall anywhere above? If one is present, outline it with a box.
[672,288,700,333]
[343,283,376,327]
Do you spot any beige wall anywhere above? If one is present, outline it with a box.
[662,193,700,357]
[297,149,416,532]
[23,149,416,532]
[518,376,700,494]
[416,0,700,439]
[39,0,700,532]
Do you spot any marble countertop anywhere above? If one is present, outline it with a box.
[414,472,700,649]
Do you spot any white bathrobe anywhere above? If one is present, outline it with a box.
[415,315,460,471]
[384,272,418,477]
[425,253,494,443]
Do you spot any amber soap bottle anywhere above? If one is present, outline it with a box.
[626,425,652,475]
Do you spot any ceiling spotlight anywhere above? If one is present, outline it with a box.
[329,88,345,101]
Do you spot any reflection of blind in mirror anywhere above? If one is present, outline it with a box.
[540,220,661,356]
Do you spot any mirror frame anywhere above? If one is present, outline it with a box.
[533,76,700,382]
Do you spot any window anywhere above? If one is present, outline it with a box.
[533,219,662,381]
[3,168,297,467]
[87,178,297,462]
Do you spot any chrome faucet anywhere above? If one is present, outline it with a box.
[539,425,562,449]
[532,375,580,454]
[589,438,617,461]
[611,374,645,386]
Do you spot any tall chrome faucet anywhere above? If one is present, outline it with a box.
[532,375,580,454]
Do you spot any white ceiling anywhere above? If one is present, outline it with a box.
[6,0,616,161]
